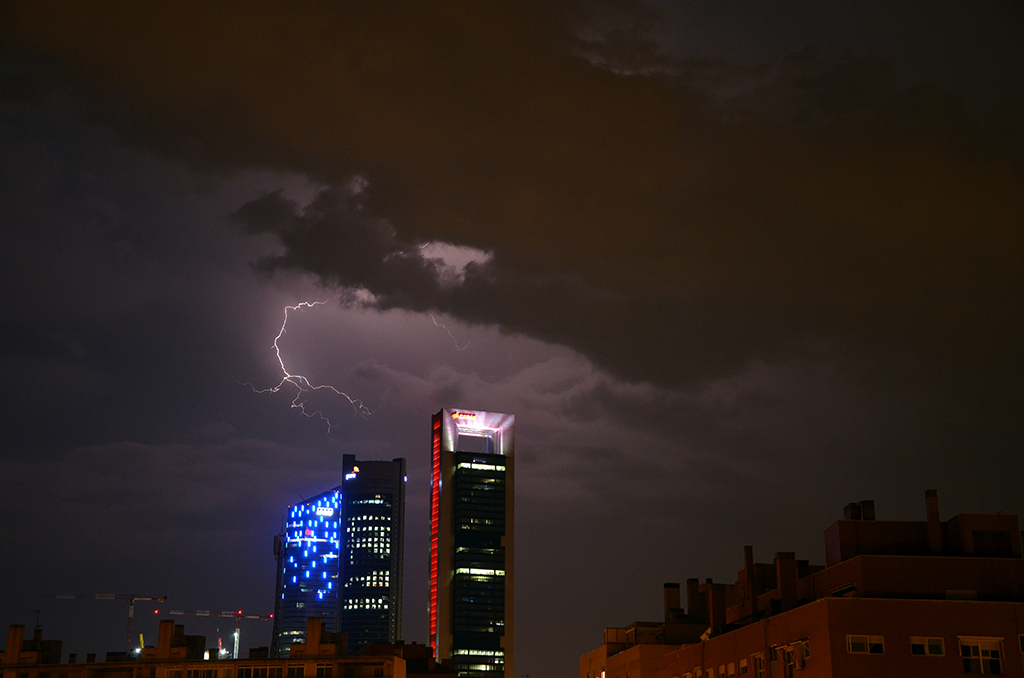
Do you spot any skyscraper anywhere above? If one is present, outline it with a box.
[339,454,406,651]
[271,487,343,656]
[430,409,514,678]
[271,457,405,657]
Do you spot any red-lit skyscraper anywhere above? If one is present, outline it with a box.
[430,409,514,678]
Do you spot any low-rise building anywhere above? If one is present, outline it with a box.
[581,491,1024,678]
[2,619,407,678]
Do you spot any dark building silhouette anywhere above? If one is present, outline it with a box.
[581,490,1024,678]
[430,409,515,678]
[1,618,425,678]
[339,454,406,652]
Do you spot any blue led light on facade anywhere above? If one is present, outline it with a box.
[272,486,343,658]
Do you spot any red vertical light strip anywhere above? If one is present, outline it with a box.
[429,416,442,654]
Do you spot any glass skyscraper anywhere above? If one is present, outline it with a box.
[430,409,514,678]
[271,488,342,657]
[339,454,406,652]
[271,456,405,657]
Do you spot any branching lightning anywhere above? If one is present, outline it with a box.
[430,314,472,351]
[249,301,370,431]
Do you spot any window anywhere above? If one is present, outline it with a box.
[961,638,1002,674]
[287,668,304,678]
[753,655,765,678]
[783,650,796,678]
[727,663,735,677]
[316,665,333,678]
[718,665,725,678]
[911,637,945,656]
[738,659,747,675]
[847,635,884,654]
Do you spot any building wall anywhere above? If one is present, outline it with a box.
[826,597,1024,678]
[582,494,1024,678]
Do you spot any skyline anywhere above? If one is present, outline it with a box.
[1,2,1022,677]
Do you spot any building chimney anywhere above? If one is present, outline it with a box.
[775,552,798,612]
[4,626,25,665]
[704,584,727,632]
[860,500,875,520]
[843,502,862,520]
[664,583,681,623]
[157,620,175,659]
[686,578,705,623]
[926,490,942,554]
[744,545,758,615]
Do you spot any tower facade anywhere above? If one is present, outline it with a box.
[430,409,514,678]
[271,487,343,656]
[339,454,406,652]
[271,457,405,657]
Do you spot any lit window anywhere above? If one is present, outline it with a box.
[911,637,944,656]
[960,638,1002,674]
[847,635,884,654]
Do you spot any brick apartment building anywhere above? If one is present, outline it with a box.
[581,491,1024,678]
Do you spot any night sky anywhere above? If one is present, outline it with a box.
[1,2,1022,676]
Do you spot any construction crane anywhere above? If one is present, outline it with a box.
[153,608,273,659]
[38,594,167,652]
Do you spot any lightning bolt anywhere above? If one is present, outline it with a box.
[249,301,371,431]
[430,314,472,351]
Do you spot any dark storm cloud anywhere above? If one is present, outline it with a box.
[3,1,1021,408]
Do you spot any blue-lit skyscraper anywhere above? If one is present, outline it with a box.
[271,488,342,657]
[271,457,405,657]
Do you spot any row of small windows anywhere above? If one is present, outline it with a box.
[847,635,1007,674]
[677,635,1011,678]
[343,598,390,610]
[455,567,505,577]
[682,640,807,678]
[456,462,505,471]
[347,572,391,587]
[683,656,765,678]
